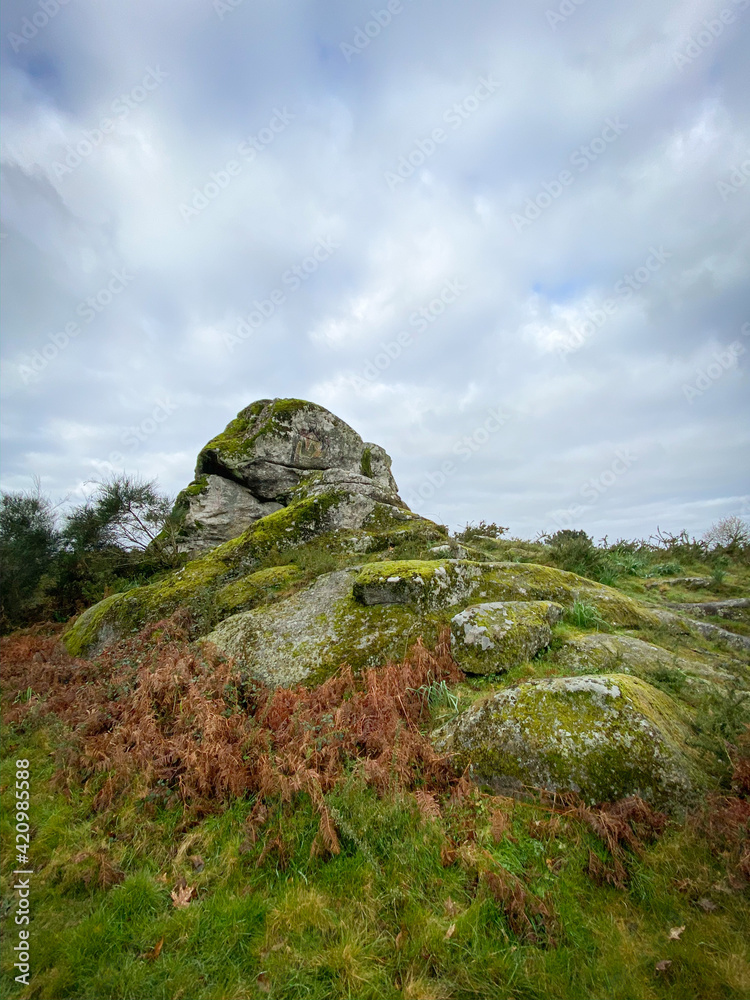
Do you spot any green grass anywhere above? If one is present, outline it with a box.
[3,719,750,1000]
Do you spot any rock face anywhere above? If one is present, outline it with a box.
[180,475,283,553]
[203,569,443,687]
[450,601,564,675]
[434,674,702,809]
[352,559,657,628]
[551,633,747,692]
[174,398,403,554]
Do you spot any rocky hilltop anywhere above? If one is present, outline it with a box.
[172,397,404,554]
[63,399,749,811]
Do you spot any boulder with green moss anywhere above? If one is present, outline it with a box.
[176,474,282,553]
[551,633,747,692]
[173,398,407,554]
[64,488,446,658]
[352,560,484,610]
[450,601,564,675]
[203,569,442,687]
[434,674,704,808]
[352,559,659,628]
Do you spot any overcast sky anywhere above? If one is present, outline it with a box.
[1,0,748,541]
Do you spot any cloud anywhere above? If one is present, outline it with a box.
[1,0,748,538]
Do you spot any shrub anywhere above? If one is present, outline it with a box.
[454,520,508,542]
[543,529,605,581]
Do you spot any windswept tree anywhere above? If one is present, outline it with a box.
[81,474,175,551]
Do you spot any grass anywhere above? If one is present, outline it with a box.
[2,721,749,1000]
[2,536,749,999]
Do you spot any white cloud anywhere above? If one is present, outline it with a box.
[1,0,748,537]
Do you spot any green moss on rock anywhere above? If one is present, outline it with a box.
[246,491,345,553]
[215,565,301,615]
[434,673,705,809]
[451,601,564,675]
[353,560,483,610]
[203,569,444,688]
[480,563,659,628]
[352,559,656,628]
[551,633,746,695]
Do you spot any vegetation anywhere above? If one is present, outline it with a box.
[0,475,181,634]
[1,503,749,999]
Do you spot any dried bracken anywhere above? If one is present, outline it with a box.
[1,611,463,851]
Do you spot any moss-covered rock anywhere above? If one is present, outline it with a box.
[63,490,448,657]
[203,570,442,687]
[353,560,484,610]
[196,398,399,501]
[450,601,564,675]
[434,674,704,809]
[168,398,413,554]
[63,536,246,656]
[353,559,659,628]
[552,633,748,693]
[481,563,659,628]
[215,565,302,616]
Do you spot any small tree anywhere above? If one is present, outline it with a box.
[454,520,508,542]
[68,473,182,568]
[542,528,605,581]
[703,516,750,554]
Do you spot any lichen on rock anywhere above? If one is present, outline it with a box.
[170,398,409,555]
[203,569,442,687]
[551,632,747,693]
[450,601,564,674]
[434,673,704,809]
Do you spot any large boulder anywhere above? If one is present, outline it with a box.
[64,489,444,658]
[450,601,564,675]
[203,570,443,687]
[173,399,404,554]
[434,674,703,809]
[179,475,282,552]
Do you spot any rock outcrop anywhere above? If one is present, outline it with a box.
[450,601,564,675]
[61,396,747,810]
[173,398,403,555]
[551,633,747,693]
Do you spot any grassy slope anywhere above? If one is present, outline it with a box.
[2,539,749,1000]
[2,724,749,1000]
